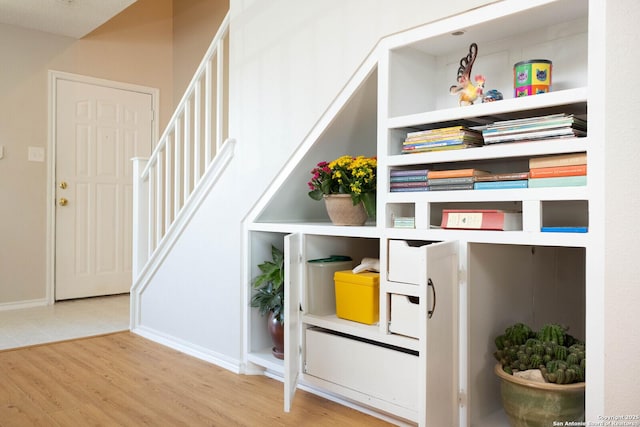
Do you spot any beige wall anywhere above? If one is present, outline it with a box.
[172,0,229,108]
[0,0,226,305]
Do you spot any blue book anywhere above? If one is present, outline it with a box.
[474,180,528,190]
[541,226,588,233]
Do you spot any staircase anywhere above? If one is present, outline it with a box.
[130,14,233,332]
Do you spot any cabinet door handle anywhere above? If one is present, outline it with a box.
[427,278,436,319]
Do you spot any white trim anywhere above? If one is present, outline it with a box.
[0,298,49,312]
[132,324,242,374]
[46,70,160,305]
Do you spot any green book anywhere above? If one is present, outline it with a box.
[528,175,587,188]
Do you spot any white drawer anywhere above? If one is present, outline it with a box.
[387,240,429,285]
[304,328,418,411]
[389,294,420,339]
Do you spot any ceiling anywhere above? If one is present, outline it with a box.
[0,0,138,39]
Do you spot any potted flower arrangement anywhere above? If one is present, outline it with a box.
[493,322,585,426]
[307,155,377,226]
[250,245,285,359]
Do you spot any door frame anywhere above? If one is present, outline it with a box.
[46,70,160,304]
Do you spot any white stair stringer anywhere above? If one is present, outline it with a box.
[130,139,238,370]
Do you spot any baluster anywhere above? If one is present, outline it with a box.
[174,117,182,218]
[155,147,163,248]
[194,80,201,185]
[184,99,191,204]
[205,59,212,167]
[131,158,149,278]
[216,37,225,151]
[165,134,173,232]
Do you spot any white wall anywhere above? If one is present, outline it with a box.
[604,0,640,414]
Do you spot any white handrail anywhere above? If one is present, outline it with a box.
[133,12,230,277]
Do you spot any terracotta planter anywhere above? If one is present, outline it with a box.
[268,311,284,360]
[494,364,585,427]
[323,194,367,226]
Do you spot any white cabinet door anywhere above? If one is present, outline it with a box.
[420,240,459,427]
[284,233,303,412]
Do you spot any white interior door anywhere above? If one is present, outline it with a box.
[55,78,153,300]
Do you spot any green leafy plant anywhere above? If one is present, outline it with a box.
[307,155,377,218]
[494,322,585,384]
[250,245,285,324]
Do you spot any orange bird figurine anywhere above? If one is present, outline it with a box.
[449,43,485,106]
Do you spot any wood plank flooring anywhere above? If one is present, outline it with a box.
[0,332,393,426]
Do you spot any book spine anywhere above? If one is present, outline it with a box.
[390,175,428,182]
[473,180,528,190]
[427,177,475,186]
[390,168,429,177]
[529,153,587,169]
[427,169,476,179]
[529,164,587,178]
[428,183,474,191]
[528,175,587,188]
[475,172,530,182]
[390,181,430,188]
[390,186,429,192]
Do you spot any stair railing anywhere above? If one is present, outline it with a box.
[132,12,230,278]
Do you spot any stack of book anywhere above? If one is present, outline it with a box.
[473,171,529,190]
[390,169,429,192]
[402,126,483,154]
[528,152,587,188]
[481,113,587,144]
[427,168,489,191]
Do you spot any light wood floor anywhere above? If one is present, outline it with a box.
[0,332,393,426]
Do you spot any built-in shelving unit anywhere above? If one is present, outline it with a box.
[244,1,598,425]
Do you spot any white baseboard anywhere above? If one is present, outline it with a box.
[132,325,242,374]
[0,298,49,312]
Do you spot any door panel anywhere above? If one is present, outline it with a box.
[284,233,303,412]
[55,79,152,300]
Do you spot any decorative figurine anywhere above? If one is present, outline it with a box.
[449,43,485,106]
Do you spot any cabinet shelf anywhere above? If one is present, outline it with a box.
[387,138,588,166]
[387,87,587,130]
[248,222,380,238]
[303,314,419,352]
[384,227,588,247]
[387,186,588,203]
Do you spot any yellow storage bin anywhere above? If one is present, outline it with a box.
[334,270,380,325]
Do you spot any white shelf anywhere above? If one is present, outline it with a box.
[247,348,284,373]
[384,227,588,248]
[248,222,380,238]
[387,87,587,129]
[387,138,588,166]
[387,186,588,203]
[303,314,419,352]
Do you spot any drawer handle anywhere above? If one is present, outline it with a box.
[428,278,436,319]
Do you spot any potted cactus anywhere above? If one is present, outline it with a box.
[493,322,585,427]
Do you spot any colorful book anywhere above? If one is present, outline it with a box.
[529,153,587,169]
[475,172,530,182]
[390,175,428,183]
[427,169,490,179]
[390,186,429,192]
[427,176,476,186]
[441,209,522,231]
[390,181,429,188]
[474,180,528,190]
[390,169,429,177]
[540,226,588,233]
[428,183,474,191]
[529,164,587,178]
[528,175,587,188]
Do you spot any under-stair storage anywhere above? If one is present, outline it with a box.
[245,0,599,425]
